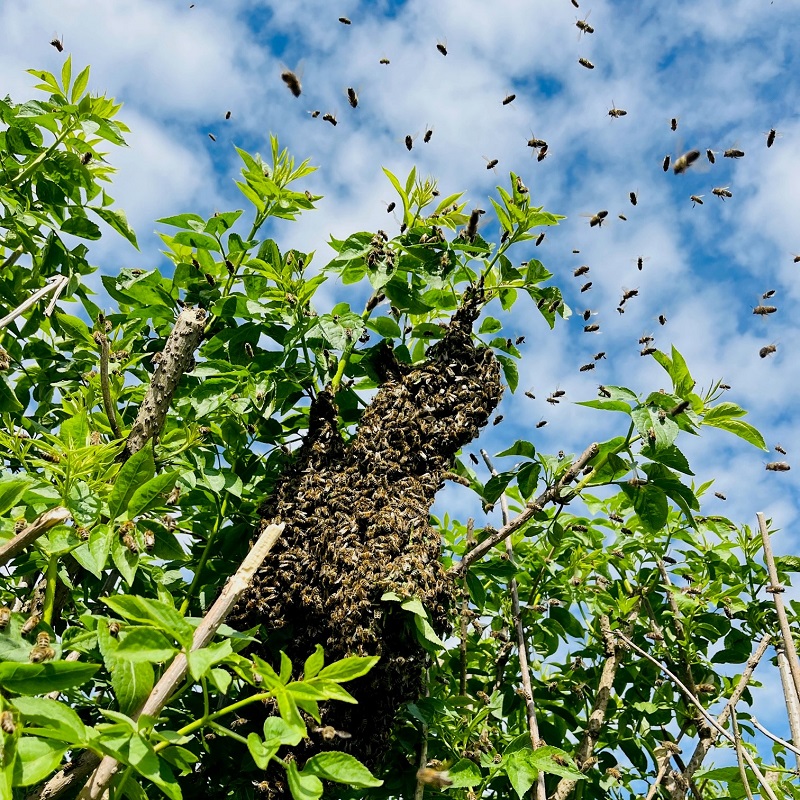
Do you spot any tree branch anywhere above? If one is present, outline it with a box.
[93,331,122,439]
[121,307,206,460]
[450,442,599,576]
[0,507,71,567]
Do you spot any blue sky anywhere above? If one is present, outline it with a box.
[2,0,800,770]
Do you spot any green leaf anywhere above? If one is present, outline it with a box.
[108,448,156,520]
[126,471,179,518]
[287,760,323,800]
[479,317,502,334]
[186,640,233,681]
[302,752,383,788]
[0,476,30,516]
[529,746,586,780]
[0,662,99,694]
[111,659,154,716]
[504,748,539,799]
[11,737,68,787]
[172,230,221,252]
[61,56,72,96]
[316,655,378,683]
[156,213,206,228]
[54,312,95,345]
[517,462,541,499]
[12,698,88,745]
[247,732,279,770]
[115,629,179,663]
[639,443,693,475]
[61,215,102,240]
[90,207,139,249]
[264,715,304,747]
[102,596,194,650]
[621,482,668,532]
[577,399,633,414]
[70,64,90,102]
[303,645,324,680]
[497,354,519,393]
[0,375,24,412]
[447,758,483,788]
[703,405,767,450]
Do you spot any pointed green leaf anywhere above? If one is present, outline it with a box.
[286,760,323,800]
[108,448,156,520]
[12,737,68,787]
[317,655,378,683]
[89,207,139,249]
[302,752,383,788]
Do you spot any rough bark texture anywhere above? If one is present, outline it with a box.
[219,293,503,797]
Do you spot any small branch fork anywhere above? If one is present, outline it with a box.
[449,442,599,576]
[0,507,71,567]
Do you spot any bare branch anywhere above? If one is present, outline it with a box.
[0,507,71,567]
[731,713,756,800]
[0,275,68,331]
[93,331,122,439]
[776,646,800,769]
[121,307,206,460]
[450,442,599,576]
[751,716,800,758]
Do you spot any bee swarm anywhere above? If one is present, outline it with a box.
[228,289,503,797]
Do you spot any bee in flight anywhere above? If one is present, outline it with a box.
[673,150,700,174]
[712,187,732,199]
[608,101,627,118]
[281,70,302,97]
[578,57,595,69]
[690,194,704,207]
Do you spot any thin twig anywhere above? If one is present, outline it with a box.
[645,748,672,800]
[0,276,68,331]
[731,712,756,800]
[617,632,779,800]
[459,519,474,696]
[757,512,800,702]
[451,442,599,576]
[414,666,430,800]
[0,507,71,567]
[752,716,800,758]
[1,244,24,271]
[94,331,122,439]
[775,646,800,769]
[480,449,546,800]
[678,634,771,794]
[34,523,283,800]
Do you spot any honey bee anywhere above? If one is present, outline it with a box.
[484,157,499,170]
[208,133,218,143]
[668,400,690,416]
[766,462,790,472]
[606,767,622,780]
[465,208,484,240]
[0,605,10,632]
[640,346,656,356]
[712,186,732,199]
[794,255,800,264]
[527,135,547,149]
[673,149,700,174]
[338,16,351,24]
[281,70,302,97]
[670,117,678,131]
[537,145,549,162]
[312,725,352,741]
[225,111,231,120]
[588,210,608,227]
[122,533,139,554]
[346,88,358,108]
[763,289,776,299]
[1,710,16,734]
[578,57,595,69]
[706,149,716,164]
[723,148,745,159]
[598,385,611,398]
[50,36,64,52]
[629,191,638,206]
[423,127,433,143]
[436,39,448,56]
[547,396,560,405]
[572,0,579,6]
[636,256,649,271]
[574,265,590,277]
[662,154,671,172]
[766,128,778,148]
[608,102,627,118]
[405,134,414,151]
[759,344,777,358]
[144,530,155,552]
[714,492,726,500]
[30,644,56,662]
[551,754,569,767]
[321,112,338,127]
[580,281,593,292]
[386,201,396,213]
[525,390,535,399]
[584,323,600,333]
[621,288,639,302]
[502,93,516,105]
[553,389,566,397]
[417,768,453,788]
[753,305,777,315]
[579,363,595,372]
[36,631,51,647]
[658,314,667,325]
[109,621,120,637]
[21,614,40,637]
[379,57,390,65]
[594,351,606,360]
[576,13,594,35]
[536,419,548,428]
[81,152,93,165]
[690,194,704,207]
[535,232,545,246]
[618,214,627,221]
[516,176,529,194]
[774,444,787,455]
[309,110,321,118]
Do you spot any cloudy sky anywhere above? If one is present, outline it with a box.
[2,0,800,757]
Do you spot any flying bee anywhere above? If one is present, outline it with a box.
[673,149,700,173]
[493,415,504,426]
[766,461,790,472]
[578,57,595,69]
[584,323,600,333]
[582,309,595,321]
[715,492,726,500]
[417,768,453,789]
[50,35,64,52]
[0,606,10,629]
[309,110,321,118]
[635,256,649,271]
[753,305,777,315]
[766,128,778,148]
[546,396,560,405]
[576,12,594,35]
[690,194,704,207]
[670,117,678,131]
[629,191,638,206]
[225,110,231,119]
[313,725,352,741]
[638,334,653,344]
[322,112,338,126]
[723,148,745,159]
[436,38,448,56]
[759,344,777,358]
[502,93,516,105]
[527,135,547,149]
[338,16,351,24]
[598,385,611,397]
[776,444,787,455]
[81,152,93,165]
[641,346,656,356]
[535,232,545,245]
[573,265,590,277]
[516,336,525,344]
[588,210,608,227]
[21,614,40,637]
[579,362,595,371]
[712,186,732,199]
[386,201,396,213]
[144,530,155,552]
[580,281,593,292]
[662,154,670,172]
[794,255,800,264]
[537,145,549,161]
[207,133,216,142]
[658,314,667,325]
[621,288,639,302]
[594,351,606,360]
[484,156,499,171]
[608,101,627,118]
[536,419,548,428]
[618,214,627,221]
[379,57,390,65]
[706,148,716,164]
[525,390,536,399]
[423,127,433,143]
[572,0,580,6]
[552,388,566,397]
[0,711,14,734]
[469,453,479,464]
[516,176,529,194]
[281,70,302,97]
[573,248,580,253]
[346,88,358,108]
[405,134,414,151]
